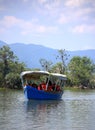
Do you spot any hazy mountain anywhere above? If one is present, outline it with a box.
[9,43,58,68]
[0,40,7,47]
[0,41,95,68]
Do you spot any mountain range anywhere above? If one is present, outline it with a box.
[0,40,95,68]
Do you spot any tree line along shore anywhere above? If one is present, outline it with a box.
[0,45,95,89]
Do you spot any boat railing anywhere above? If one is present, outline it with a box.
[24,81,64,93]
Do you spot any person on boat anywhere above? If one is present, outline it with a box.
[38,84,43,90]
[56,85,61,91]
[47,80,53,91]
[47,85,53,91]
[24,83,28,88]
[31,83,38,89]
[41,81,46,90]
[52,83,56,91]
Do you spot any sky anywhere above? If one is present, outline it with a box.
[0,0,95,51]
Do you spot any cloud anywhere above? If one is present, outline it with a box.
[0,0,95,35]
[21,24,57,35]
[38,0,61,8]
[58,14,69,24]
[57,0,95,29]
[71,24,95,33]
[0,15,57,35]
[36,0,63,17]
[0,16,21,28]
[64,0,90,7]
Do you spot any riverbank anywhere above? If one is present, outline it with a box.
[64,86,95,91]
[0,86,94,92]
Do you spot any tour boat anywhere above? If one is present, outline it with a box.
[20,71,66,100]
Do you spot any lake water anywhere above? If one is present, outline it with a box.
[0,89,95,130]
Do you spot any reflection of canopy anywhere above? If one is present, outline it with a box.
[20,71,67,80]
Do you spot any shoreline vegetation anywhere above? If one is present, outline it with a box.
[64,86,93,91]
[0,45,95,90]
[0,86,95,92]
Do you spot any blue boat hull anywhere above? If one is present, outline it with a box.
[24,86,63,100]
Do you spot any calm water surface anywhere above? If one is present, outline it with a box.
[0,89,95,130]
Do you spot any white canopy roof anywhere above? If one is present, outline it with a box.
[20,71,67,80]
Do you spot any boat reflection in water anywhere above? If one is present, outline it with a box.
[24,99,62,113]
[23,99,64,130]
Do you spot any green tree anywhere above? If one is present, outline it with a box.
[50,62,63,73]
[0,45,25,88]
[68,56,95,88]
[0,45,18,78]
[5,73,22,89]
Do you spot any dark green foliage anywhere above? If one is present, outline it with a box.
[50,62,63,73]
[0,45,25,89]
[5,73,22,89]
[67,56,95,88]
